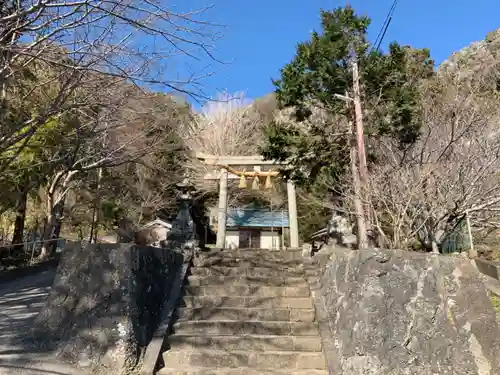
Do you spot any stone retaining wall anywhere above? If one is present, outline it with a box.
[310,247,500,375]
[30,243,186,374]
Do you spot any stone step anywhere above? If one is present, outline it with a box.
[185,284,310,298]
[194,255,303,267]
[302,262,320,271]
[198,248,304,261]
[191,266,304,278]
[177,307,316,322]
[187,274,307,287]
[161,349,327,370]
[173,320,319,336]
[168,334,323,352]
[196,249,300,259]
[158,367,330,375]
[307,274,320,281]
[193,257,303,269]
[304,270,322,279]
[181,295,314,309]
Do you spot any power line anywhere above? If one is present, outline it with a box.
[372,0,400,53]
[376,16,393,52]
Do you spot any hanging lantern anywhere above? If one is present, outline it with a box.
[252,175,260,190]
[264,174,273,189]
[238,173,247,188]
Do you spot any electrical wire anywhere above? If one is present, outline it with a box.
[376,16,393,52]
[371,0,400,53]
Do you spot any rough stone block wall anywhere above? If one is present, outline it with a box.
[314,248,500,375]
[30,243,184,373]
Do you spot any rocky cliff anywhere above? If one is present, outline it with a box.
[313,248,500,375]
[438,28,500,91]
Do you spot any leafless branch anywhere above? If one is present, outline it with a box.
[342,57,500,250]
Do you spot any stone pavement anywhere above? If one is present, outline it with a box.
[0,269,85,375]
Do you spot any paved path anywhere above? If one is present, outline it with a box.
[0,269,84,375]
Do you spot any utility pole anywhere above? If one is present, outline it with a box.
[348,119,368,250]
[335,88,369,250]
[335,59,370,250]
[352,58,372,241]
[352,59,368,185]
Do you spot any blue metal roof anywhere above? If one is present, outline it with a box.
[226,208,289,228]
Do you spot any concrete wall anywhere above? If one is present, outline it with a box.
[474,258,500,280]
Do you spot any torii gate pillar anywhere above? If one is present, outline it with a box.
[286,180,299,248]
[216,168,228,248]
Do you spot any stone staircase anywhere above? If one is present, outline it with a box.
[157,248,328,375]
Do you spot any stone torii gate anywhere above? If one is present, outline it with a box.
[197,153,299,249]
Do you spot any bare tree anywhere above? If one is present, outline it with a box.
[349,53,500,251]
[38,87,188,257]
[0,0,222,167]
[1,0,221,91]
[179,91,278,205]
[182,91,262,157]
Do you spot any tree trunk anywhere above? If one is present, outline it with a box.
[40,214,55,260]
[11,188,29,254]
[39,171,76,259]
[40,189,57,260]
[53,198,64,235]
[39,199,65,260]
[88,167,103,244]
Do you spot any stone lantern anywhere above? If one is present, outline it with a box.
[166,178,198,251]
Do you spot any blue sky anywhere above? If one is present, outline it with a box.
[176,0,500,102]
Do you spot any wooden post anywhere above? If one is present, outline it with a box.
[337,85,369,250]
[286,180,299,248]
[216,168,228,248]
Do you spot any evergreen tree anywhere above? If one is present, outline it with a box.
[260,6,434,187]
